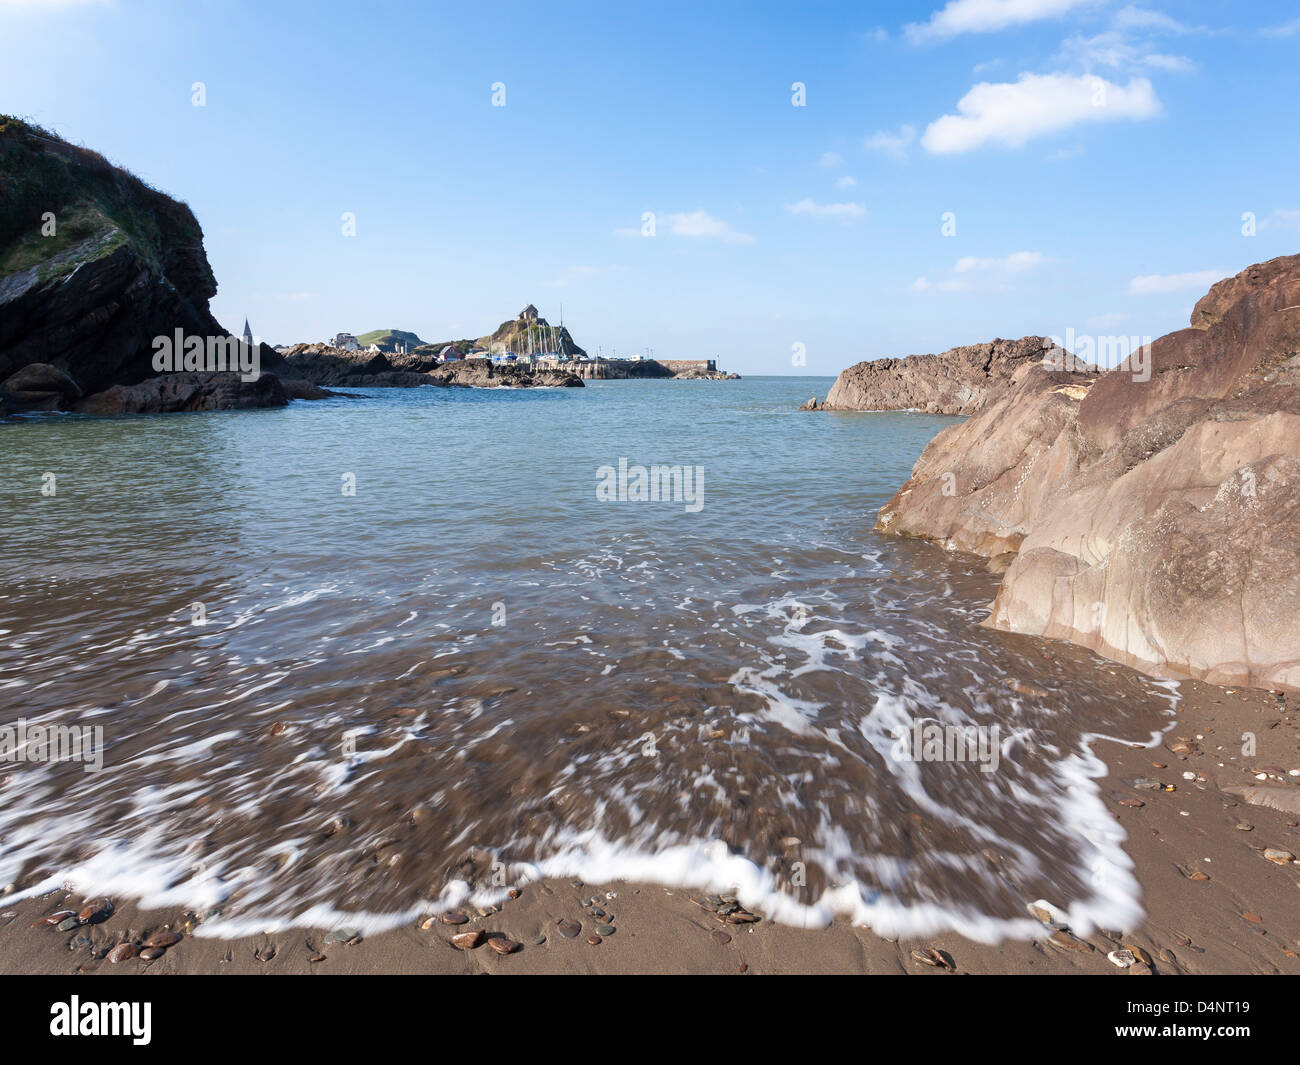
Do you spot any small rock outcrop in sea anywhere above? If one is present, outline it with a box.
[802,336,1060,414]
[74,370,289,415]
[0,116,287,416]
[874,254,1300,689]
[275,343,584,389]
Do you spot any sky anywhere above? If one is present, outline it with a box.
[2,0,1298,374]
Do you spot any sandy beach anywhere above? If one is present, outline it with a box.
[4,680,1295,977]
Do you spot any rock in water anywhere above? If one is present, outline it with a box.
[0,362,82,413]
[806,336,1058,415]
[875,255,1300,689]
[0,118,283,402]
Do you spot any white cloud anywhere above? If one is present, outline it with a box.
[1263,18,1300,37]
[910,276,974,293]
[662,209,754,244]
[907,0,1093,42]
[818,151,845,168]
[1114,6,1192,33]
[864,124,916,160]
[921,73,1160,154]
[1128,270,1221,294]
[954,250,1045,273]
[784,199,867,220]
[835,175,858,189]
[912,251,1045,293]
[1260,208,1300,231]
[1058,30,1194,73]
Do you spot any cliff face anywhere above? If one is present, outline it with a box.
[875,254,1300,690]
[0,117,232,396]
[805,336,1058,414]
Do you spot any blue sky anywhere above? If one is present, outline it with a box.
[2,0,1298,373]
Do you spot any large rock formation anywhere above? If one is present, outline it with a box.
[801,336,1059,413]
[875,255,1300,690]
[476,305,586,358]
[0,116,284,414]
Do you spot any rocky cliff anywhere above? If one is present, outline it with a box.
[875,254,1300,690]
[476,305,586,358]
[800,336,1059,413]
[0,117,284,415]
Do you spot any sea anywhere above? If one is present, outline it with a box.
[0,376,1179,941]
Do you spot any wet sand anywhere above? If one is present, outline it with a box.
[3,680,1296,976]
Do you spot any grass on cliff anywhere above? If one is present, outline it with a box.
[0,115,199,282]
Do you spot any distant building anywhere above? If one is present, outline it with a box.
[243,318,254,349]
[331,332,360,351]
[518,304,538,321]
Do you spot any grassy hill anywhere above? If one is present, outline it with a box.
[355,328,425,352]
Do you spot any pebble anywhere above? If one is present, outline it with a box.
[1236,822,1254,831]
[1124,944,1153,965]
[308,952,326,963]
[1047,930,1093,953]
[596,924,615,936]
[532,934,547,946]
[1026,900,1069,929]
[1188,871,1210,881]
[143,931,182,948]
[1119,799,1145,808]
[438,912,469,925]
[138,947,165,961]
[107,943,137,963]
[711,930,732,946]
[507,889,521,900]
[489,938,521,955]
[77,898,112,924]
[1107,949,1136,968]
[450,930,484,950]
[557,920,582,939]
[586,935,602,945]
[36,910,76,927]
[1243,912,1263,923]
[56,917,79,932]
[1263,848,1295,865]
[910,947,953,969]
[325,928,361,944]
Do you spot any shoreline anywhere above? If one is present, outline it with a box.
[4,680,1296,976]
